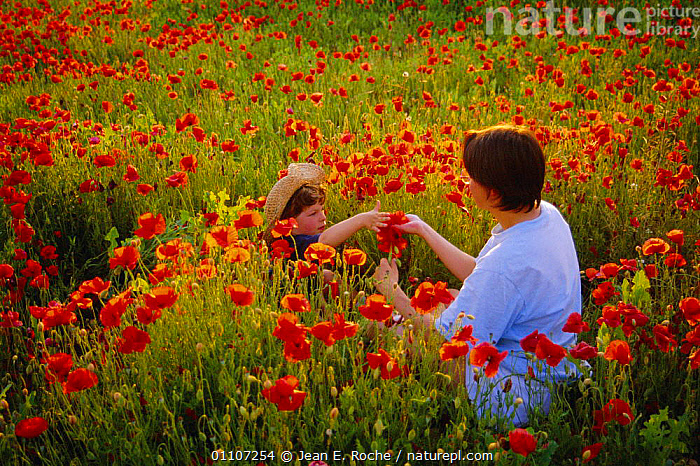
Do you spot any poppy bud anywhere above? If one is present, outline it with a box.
[582,450,591,461]
[37,322,44,333]
[263,379,272,390]
[514,397,524,406]
[329,407,339,420]
[113,392,122,402]
[0,400,8,410]
[87,363,95,372]
[68,415,77,425]
[330,386,338,397]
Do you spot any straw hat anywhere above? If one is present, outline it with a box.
[264,163,326,224]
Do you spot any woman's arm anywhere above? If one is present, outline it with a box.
[319,200,389,248]
[398,215,476,282]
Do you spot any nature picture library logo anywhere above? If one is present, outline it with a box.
[484,1,700,39]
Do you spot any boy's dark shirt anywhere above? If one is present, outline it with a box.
[285,233,321,262]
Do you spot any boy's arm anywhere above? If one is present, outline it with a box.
[318,201,389,248]
[398,216,476,282]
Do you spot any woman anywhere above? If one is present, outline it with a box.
[374,125,582,426]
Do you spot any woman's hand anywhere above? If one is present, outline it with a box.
[396,214,428,237]
[362,200,391,232]
[373,257,400,298]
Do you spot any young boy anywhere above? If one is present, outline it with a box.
[264,163,389,261]
[373,126,582,427]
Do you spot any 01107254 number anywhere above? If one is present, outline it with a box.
[211,450,275,461]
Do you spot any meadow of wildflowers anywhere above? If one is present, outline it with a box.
[0,0,698,464]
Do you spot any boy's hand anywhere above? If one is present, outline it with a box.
[363,200,390,232]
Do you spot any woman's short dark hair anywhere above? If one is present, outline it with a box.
[462,125,545,213]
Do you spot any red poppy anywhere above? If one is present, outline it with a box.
[136,184,154,195]
[271,218,298,238]
[599,263,621,278]
[200,79,219,90]
[689,348,700,370]
[270,239,294,260]
[359,294,394,322]
[582,443,603,463]
[281,294,311,313]
[164,171,188,188]
[509,428,537,457]
[136,306,162,325]
[142,286,178,310]
[439,341,470,361]
[452,325,478,345]
[63,368,99,394]
[376,211,409,258]
[652,324,677,353]
[221,140,239,152]
[342,248,367,266]
[134,212,166,240]
[569,341,598,360]
[175,113,199,132]
[15,417,49,438]
[283,338,312,362]
[644,264,658,278]
[261,375,307,411]
[234,210,263,230]
[272,313,309,344]
[44,352,73,384]
[410,281,455,314]
[664,253,686,268]
[469,342,508,378]
[679,297,700,326]
[294,260,318,279]
[604,340,633,365]
[179,154,197,173]
[602,398,634,427]
[311,313,358,346]
[591,281,617,305]
[520,329,541,353]
[206,226,239,249]
[118,326,151,354]
[641,238,671,255]
[0,264,14,279]
[226,284,254,306]
[109,246,140,270]
[99,289,133,327]
[304,243,336,265]
[224,246,251,264]
[366,348,401,379]
[666,229,684,246]
[562,312,590,333]
[78,276,111,297]
[383,177,404,194]
[534,336,567,367]
[79,179,101,193]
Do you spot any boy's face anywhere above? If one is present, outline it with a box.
[292,201,326,236]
